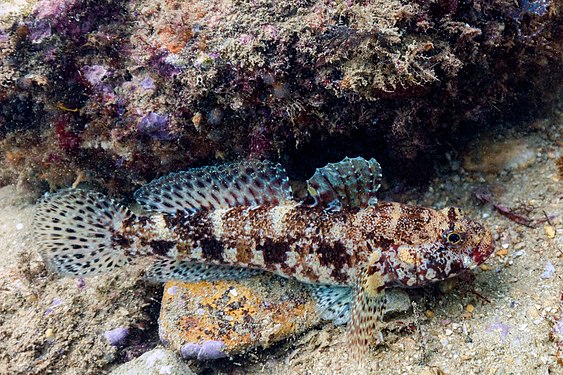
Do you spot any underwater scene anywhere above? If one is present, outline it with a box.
[0,0,561,374]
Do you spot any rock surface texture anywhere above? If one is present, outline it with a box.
[0,0,561,192]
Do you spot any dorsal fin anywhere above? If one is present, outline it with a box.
[306,157,382,211]
[134,160,293,214]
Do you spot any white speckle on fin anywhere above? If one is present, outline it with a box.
[143,259,263,283]
[307,157,382,211]
[34,189,134,277]
[348,269,387,362]
[310,284,352,325]
[134,160,293,215]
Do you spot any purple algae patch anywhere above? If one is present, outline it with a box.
[166,285,178,295]
[140,76,155,90]
[137,112,176,141]
[180,340,226,360]
[104,327,129,346]
[82,65,109,87]
[28,20,52,43]
[75,278,86,289]
[486,318,510,340]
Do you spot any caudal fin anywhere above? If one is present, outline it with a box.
[34,189,134,277]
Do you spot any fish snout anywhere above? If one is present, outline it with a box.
[473,229,495,265]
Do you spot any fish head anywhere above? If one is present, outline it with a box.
[418,207,494,284]
[388,207,494,288]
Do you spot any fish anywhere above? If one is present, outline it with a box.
[33,157,495,359]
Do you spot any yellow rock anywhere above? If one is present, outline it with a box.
[45,328,54,339]
[159,276,320,360]
[496,248,509,256]
[466,304,475,313]
[544,225,556,239]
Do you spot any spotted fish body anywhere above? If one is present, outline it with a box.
[34,157,494,359]
[124,202,490,289]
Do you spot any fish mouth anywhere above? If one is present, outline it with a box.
[473,231,495,265]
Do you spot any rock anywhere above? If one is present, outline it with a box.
[159,275,320,360]
[544,225,556,239]
[1,0,560,192]
[462,138,536,174]
[159,275,413,359]
[104,327,130,347]
[109,347,195,375]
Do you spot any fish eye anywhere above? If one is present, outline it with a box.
[446,232,462,244]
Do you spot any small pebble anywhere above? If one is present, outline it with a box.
[514,242,525,250]
[104,327,129,346]
[479,264,490,271]
[496,248,509,256]
[544,226,556,239]
[425,310,435,319]
[15,223,24,230]
[513,250,526,257]
[527,307,540,319]
[540,261,555,279]
[466,304,475,313]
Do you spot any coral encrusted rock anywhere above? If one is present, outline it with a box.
[0,0,561,192]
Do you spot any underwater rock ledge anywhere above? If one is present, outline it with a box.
[0,0,561,192]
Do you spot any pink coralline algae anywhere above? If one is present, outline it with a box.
[82,65,109,87]
[104,327,130,347]
[33,0,79,19]
[27,20,52,43]
[180,341,226,360]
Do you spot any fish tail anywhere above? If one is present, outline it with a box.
[34,189,136,277]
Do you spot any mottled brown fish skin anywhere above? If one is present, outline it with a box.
[123,201,493,289]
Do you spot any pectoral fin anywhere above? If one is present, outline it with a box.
[348,269,387,361]
[310,284,352,326]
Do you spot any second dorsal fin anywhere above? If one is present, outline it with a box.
[306,157,382,211]
[134,160,293,214]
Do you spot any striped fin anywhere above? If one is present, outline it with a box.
[134,160,293,214]
[307,157,382,212]
[348,268,387,362]
[143,259,263,282]
[34,189,137,277]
